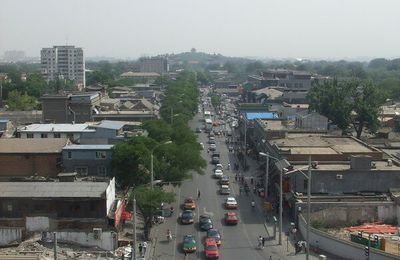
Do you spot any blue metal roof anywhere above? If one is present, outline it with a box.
[245,112,277,120]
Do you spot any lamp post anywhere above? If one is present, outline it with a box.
[284,156,312,260]
[259,152,286,245]
[150,141,172,190]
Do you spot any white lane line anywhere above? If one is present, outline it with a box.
[172,186,181,260]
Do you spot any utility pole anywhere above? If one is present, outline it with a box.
[265,153,269,198]
[53,232,57,260]
[306,156,311,260]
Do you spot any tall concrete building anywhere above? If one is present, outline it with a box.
[41,45,85,87]
[139,57,168,74]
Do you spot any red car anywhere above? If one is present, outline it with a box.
[225,212,239,225]
[204,238,219,259]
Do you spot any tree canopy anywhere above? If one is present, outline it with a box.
[307,79,386,138]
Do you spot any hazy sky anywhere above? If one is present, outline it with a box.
[1,0,399,60]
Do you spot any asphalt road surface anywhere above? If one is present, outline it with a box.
[152,110,286,260]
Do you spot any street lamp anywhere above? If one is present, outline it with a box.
[284,156,312,260]
[259,152,289,245]
[150,141,172,190]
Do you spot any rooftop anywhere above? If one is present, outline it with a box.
[291,160,400,171]
[257,119,286,131]
[246,112,278,120]
[0,138,68,153]
[270,134,378,156]
[63,144,114,150]
[0,181,109,198]
[252,88,283,100]
[120,72,160,77]
[18,123,88,132]
[93,120,126,130]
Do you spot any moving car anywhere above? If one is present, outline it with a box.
[219,184,230,195]
[209,144,217,151]
[214,169,223,178]
[180,210,194,224]
[208,140,216,145]
[225,212,239,225]
[182,234,197,253]
[207,229,222,246]
[215,164,223,171]
[219,175,229,185]
[225,197,238,209]
[204,238,219,259]
[199,214,214,231]
[183,197,196,210]
[195,127,202,133]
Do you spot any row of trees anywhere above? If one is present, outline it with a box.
[111,71,206,238]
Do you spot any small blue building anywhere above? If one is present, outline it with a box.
[62,144,114,176]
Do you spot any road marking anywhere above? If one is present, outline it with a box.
[202,207,214,217]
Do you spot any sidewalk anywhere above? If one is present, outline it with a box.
[231,143,322,259]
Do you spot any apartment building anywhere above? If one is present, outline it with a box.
[139,56,168,74]
[41,45,85,87]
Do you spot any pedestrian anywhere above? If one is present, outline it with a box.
[197,189,201,199]
[138,243,143,257]
[257,235,263,249]
[269,256,272,260]
[262,237,266,247]
[207,148,210,153]
[142,241,148,256]
[250,177,254,185]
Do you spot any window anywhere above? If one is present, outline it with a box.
[303,180,308,190]
[67,151,72,159]
[98,166,107,176]
[95,151,107,159]
[75,167,88,176]
[54,133,61,138]
[27,133,34,138]
[7,204,12,212]
[41,133,48,138]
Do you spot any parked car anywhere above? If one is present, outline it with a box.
[225,197,238,209]
[215,163,223,171]
[204,238,219,259]
[183,197,196,210]
[225,212,239,225]
[207,229,222,246]
[199,214,214,231]
[181,210,194,224]
[209,144,217,151]
[195,127,202,133]
[182,234,197,253]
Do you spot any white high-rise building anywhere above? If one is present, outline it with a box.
[41,45,85,87]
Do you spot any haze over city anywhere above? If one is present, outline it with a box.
[1,0,399,60]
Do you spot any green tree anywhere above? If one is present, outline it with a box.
[307,79,386,138]
[6,90,37,111]
[130,186,175,239]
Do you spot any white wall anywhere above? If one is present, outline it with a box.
[20,132,81,142]
[106,177,116,214]
[46,230,117,250]
[26,216,50,232]
[0,228,23,245]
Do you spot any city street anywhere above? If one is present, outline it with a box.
[151,110,307,260]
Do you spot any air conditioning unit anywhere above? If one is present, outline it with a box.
[93,228,102,240]
[336,174,343,180]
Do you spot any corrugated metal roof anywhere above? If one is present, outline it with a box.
[0,182,108,198]
[63,144,114,150]
[246,112,278,120]
[95,120,125,130]
[0,138,68,153]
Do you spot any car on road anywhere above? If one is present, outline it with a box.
[219,184,231,195]
[218,175,229,185]
[209,136,215,141]
[207,229,222,246]
[180,210,194,224]
[199,214,214,231]
[208,140,216,145]
[214,169,223,178]
[228,145,234,152]
[225,197,238,209]
[199,142,204,149]
[182,234,197,253]
[225,212,239,225]
[195,127,202,133]
[204,238,219,259]
[183,197,196,210]
[209,144,217,151]
[215,164,223,171]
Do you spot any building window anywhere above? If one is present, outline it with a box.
[41,133,48,138]
[95,151,107,159]
[98,166,107,176]
[75,167,88,176]
[7,204,12,212]
[54,133,61,138]
[27,133,34,138]
[303,180,308,190]
[67,151,72,159]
